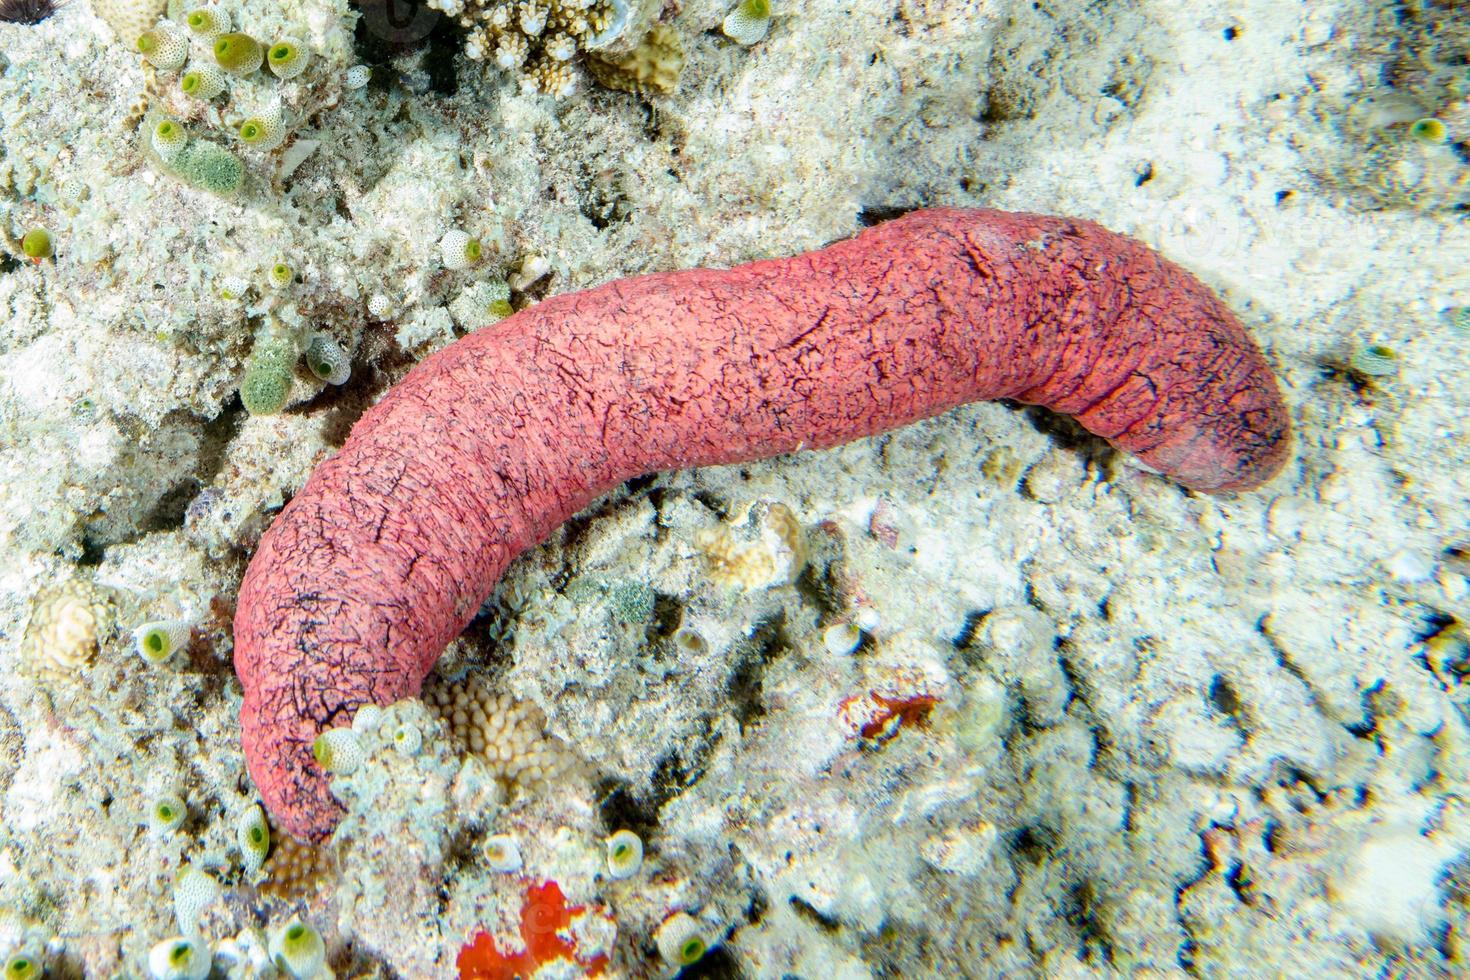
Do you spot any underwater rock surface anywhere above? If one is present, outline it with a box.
[0,0,1466,976]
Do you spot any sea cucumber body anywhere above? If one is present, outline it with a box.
[234,208,1289,840]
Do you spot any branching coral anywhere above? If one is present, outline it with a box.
[426,0,672,96]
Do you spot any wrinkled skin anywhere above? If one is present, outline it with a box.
[233,208,1290,840]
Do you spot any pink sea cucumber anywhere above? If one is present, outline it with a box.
[233,207,1290,840]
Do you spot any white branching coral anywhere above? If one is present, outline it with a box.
[425,673,578,796]
[425,0,650,96]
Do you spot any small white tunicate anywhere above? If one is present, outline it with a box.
[134,618,192,664]
[507,254,551,291]
[391,722,423,755]
[305,332,352,386]
[148,936,211,980]
[149,794,187,836]
[218,275,250,301]
[345,64,372,89]
[269,920,326,980]
[485,833,523,872]
[352,703,386,734]
[237,804,270,875]
[440,229,482,271]
[823,622,862,656]
[173,865,222,936]
[313,727,366,774]
[654,911,710,967]
[605,829,644,879]
[722,1,772,46]
[853,606,881,633]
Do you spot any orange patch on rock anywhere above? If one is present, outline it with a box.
[458,880,609,979]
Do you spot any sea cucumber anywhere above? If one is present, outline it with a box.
[233,207,1290,840]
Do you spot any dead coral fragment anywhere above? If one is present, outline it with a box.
[22,578,113,674]
[585,21,683,94]
[425,673,578,798]
[696,500,805,589]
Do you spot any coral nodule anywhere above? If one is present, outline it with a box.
[233,208,1291,841]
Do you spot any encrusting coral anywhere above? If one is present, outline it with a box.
[260,830,336,901]
[696,499,806,590]
[21,578,114,675]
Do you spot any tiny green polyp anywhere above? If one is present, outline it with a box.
[1408,117,1448,144]
[4,955,39,980]
[142,630,167,658]
[214,32,263,74]
[679,937,706,965]
[21,228,52,260]
[186,8,220,34]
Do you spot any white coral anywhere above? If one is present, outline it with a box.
[89,0,167,42]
